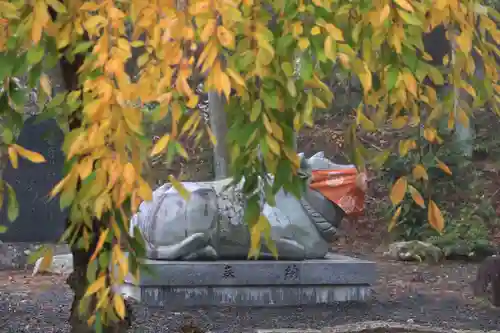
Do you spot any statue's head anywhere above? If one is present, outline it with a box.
[295,151,352,242]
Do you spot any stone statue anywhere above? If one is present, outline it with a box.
[130,152,354,261]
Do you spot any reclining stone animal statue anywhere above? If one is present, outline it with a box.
[130,152,355,261]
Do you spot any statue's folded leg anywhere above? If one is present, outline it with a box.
[270,238,307,260]
[147,232,212,260]
[181,245,218,261]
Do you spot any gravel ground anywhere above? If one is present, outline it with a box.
[1,258,500,333]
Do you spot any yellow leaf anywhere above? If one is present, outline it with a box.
[169,175,191,201]
[84,275,106,297]
[123,163,136,185]
[8,146,18,169]
[266,135,281,156]
[200,19,217,42]
[151,135,170,156]
[357,110,376,131]
[50,175,70,198]
[217,26,235,49]
[402,70,417,96]
[436,159,452,175]
[298,38,310,50]
[113,244,129,279]
[87,315,96,327]
[89,228,109,262]
[113,294,126,319]
[423,128,436,143]
[138,179,153,201]
[46,0,66,13]
[206,125,217,146]
[428,200,445,233]
[270,122,284,141]
[379,5,391,25]
[226,68,246,87]
[326,24,344,41]
[249,214,271,258]
[357,62,372,94]
[95,287,110,310]
[455,32,472,53]
[392,116,408,129]
[12,144,46,163]
[39,247,54,272]
[457,108,469,128]
[80,2,100,11]
[311,26,321,35]
[390,176,407,205]
[409,185,425,208]
[388,205,402,232]
[412,164,428,181]
[291,22,303,37]
[394,0,414,12]
[186,95,199,109]
[181,112,200,136]
[324,36,336,60]
[83,15,108,31]
[40,74,52,96]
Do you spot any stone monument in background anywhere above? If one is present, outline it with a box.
[0,118,67,243]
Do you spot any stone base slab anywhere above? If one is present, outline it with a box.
[121,253,376,307]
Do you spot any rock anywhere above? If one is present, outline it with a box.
[0,243,70,270]
[32,253,73,276]
[383,241,443,263]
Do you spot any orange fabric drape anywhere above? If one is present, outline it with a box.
[309,169,366,216]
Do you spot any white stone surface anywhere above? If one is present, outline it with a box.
[32,253,73,276]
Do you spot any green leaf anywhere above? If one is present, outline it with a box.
[6,183,18,222]
[95,312,103,333]
[286,79,297,97]
[9,86,26,107]
[72,41,94,55]
[300,58,314,80]
[386,67,399,91]
[250,100,262,122]
[261,90,279,109]
[0,52,15,83]
[87,258,98,283]
[276,34,294,55]
[60,186,76,210]
[2,128,13,144]
[98,252,110,270]
[398,10,421,25]
[428,66,444,85]
[281,62,294,77]
[27,45,45,65]
[28,63,44,88]
[0,225,7,233]
[12,53,29,77]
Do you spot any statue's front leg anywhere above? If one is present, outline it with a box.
[263,238,306,260]
[181,245,218,261]
[147,232,212,260]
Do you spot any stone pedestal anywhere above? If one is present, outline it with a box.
[120,253,376,307]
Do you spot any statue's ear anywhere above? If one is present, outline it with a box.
[311,151,324,159]
[297,154,312,179]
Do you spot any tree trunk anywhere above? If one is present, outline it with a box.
[54,53,132,333]
[208,92,230,180]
